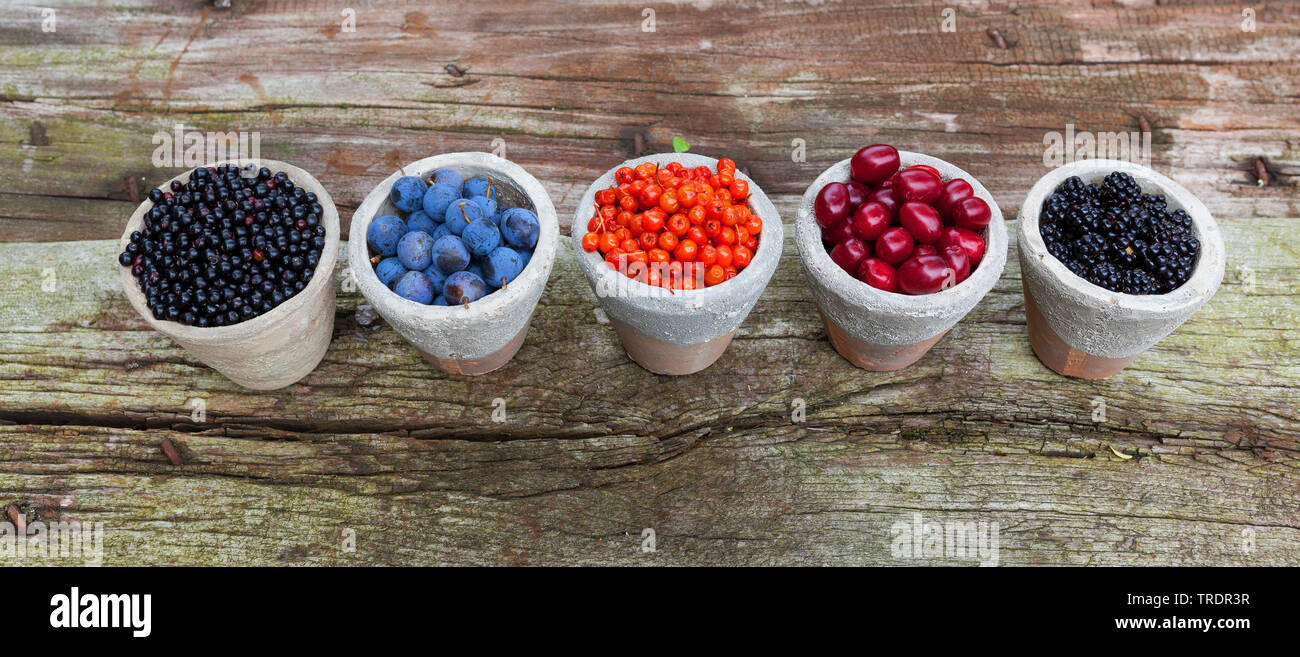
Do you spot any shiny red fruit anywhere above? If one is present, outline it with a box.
[866,186,901,219]
[814,182,851,229]
[951,196,992,231]
[894,168,942,204]
[822,219,854,245]
[850,144,900,184]
[942,244,971,284]
[935,179,974,222]
[899,202,943,244]
[874,227,914,266]
[906,164,942,181]
[856,257,898,292]
[897,254,952,295]
[937,226,986,266]
[850,201,891,241]
[913,244,938,258]
[830,238,869,274]
[846,181,870,210]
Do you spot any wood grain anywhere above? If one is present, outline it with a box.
[0,0,1298,565]
[1,1,1297,239]
[0,237,1297,565]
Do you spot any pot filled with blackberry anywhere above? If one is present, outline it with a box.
[117,160,340,390]
[796,144,1008,371]
[348,153,557,376]
[1018,159,1225,379]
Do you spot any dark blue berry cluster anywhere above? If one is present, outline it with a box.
[1039,172,1200,294]
[367,168,539,306]
[119,164,328,327]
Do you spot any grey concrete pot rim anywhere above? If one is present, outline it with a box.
[796,152,1009,316]
[1019,158,1225,313]
[569,152,782,306]
[348,152,558,319]
[118,158,341,345]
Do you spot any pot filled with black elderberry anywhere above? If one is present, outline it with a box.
[117,159,340,390]
[1018,159,1225,379]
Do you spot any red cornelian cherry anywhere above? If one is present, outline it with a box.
[866,186,900,220]
[850,144,900,184]
[874,226,914,266]
[950,196,992,231]
[899,202,943,244]
[856,257,898,292]
[897,254,952,295]
[937,226,986,266]
[913,244,939,258]
[850,201,891,242]
[830,238,869,273]
[942,244,971,283]
[906,164,942,181]
[815,182,851,228]
[894,168,942,204]
[935,179,974,222]
[846,181,870,209]
[822,219,854,245]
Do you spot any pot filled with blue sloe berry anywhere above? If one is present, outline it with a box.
[348,153,557,376]
[117,159,340,390]
[1018,159,1225,379]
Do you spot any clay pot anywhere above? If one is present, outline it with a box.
[570,154,783,375]
[349,153,558,376]
[796,152,1009,371]
[1018,159,1226,379]
[119,159,340,390]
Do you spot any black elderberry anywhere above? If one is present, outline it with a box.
[120,166,325,327]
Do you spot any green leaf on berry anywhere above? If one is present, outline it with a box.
[672,137,691,153]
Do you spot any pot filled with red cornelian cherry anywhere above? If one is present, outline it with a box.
[572,154,782,375]
[795,144,1008,371]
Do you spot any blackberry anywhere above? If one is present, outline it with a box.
[1038,171,1199,294]
[1102,171,1142,206]
[119,163,326,327]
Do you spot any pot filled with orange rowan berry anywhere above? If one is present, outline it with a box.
[573,154,782,375]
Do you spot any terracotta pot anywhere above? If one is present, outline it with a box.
[119,159,341,390]
[1018,159,1226,379]
[795,152,1009,371]
[570,153,783,375]
[348,153,558,376]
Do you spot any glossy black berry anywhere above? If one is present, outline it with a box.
[1039,172,1200,295]
[120,164,326,327]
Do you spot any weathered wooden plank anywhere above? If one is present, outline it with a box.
[1,1,1297,240]
[0,235,1296,451]
[1,422,1296,566]
[2,0,1298,565]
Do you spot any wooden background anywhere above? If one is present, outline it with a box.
[1,0,1297,565]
